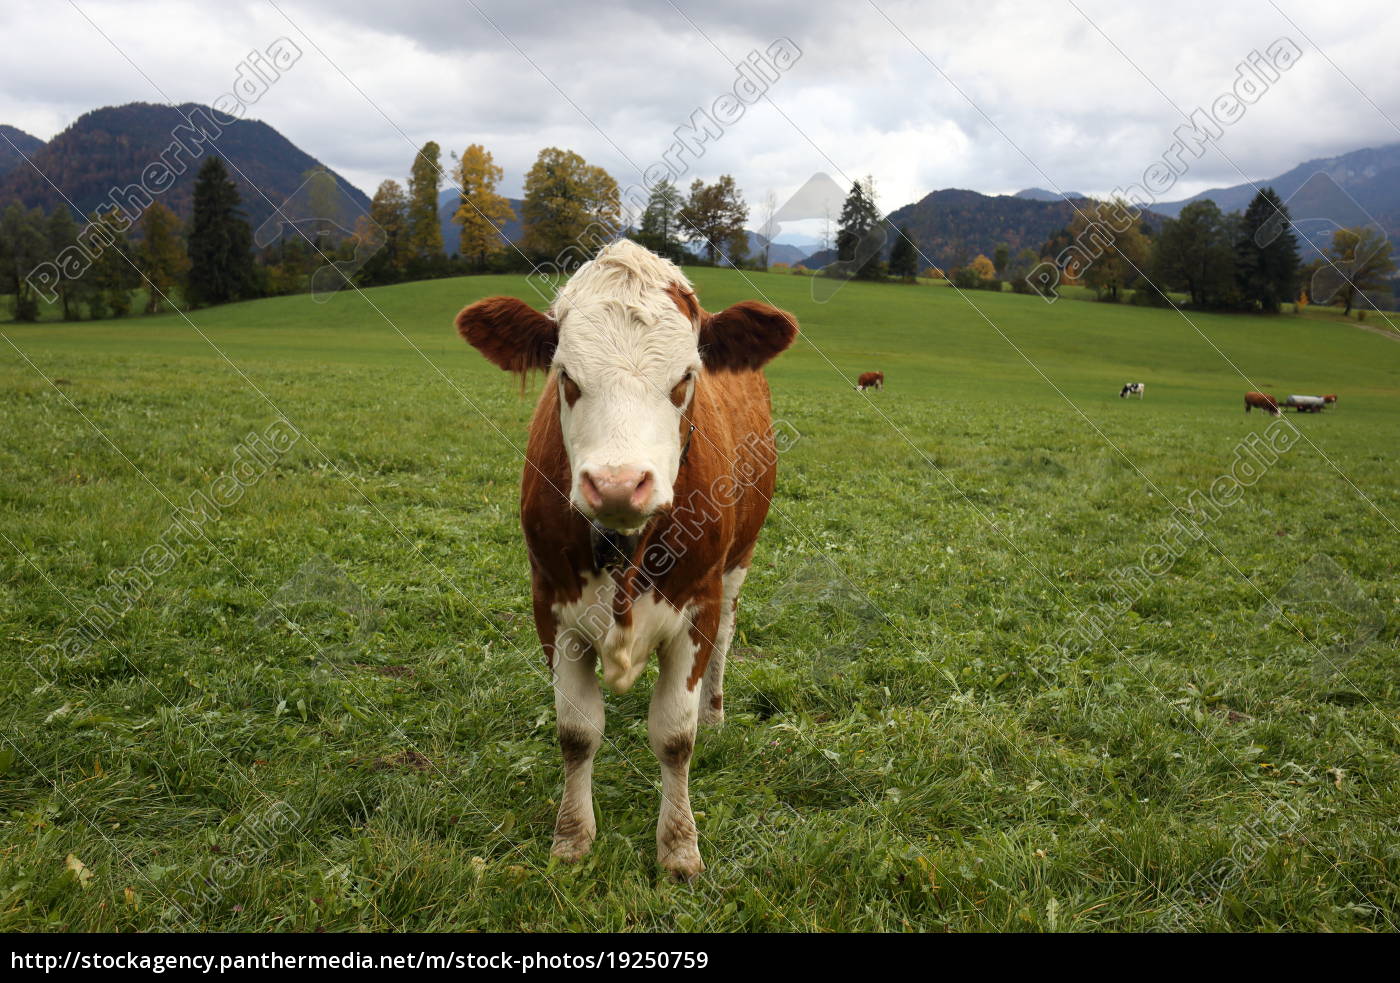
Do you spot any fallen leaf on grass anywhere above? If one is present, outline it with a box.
[65,854,94,889]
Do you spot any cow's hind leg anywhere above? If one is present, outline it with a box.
[651,602,718,880]
[700,566,746,727]
[551,630,603,862]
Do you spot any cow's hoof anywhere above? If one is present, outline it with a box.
[660,847,705,882]
[551,834,594,863]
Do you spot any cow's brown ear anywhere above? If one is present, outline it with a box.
[699,301,798,372]
[456,296,557,375]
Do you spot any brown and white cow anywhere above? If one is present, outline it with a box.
[1244,391,1281,416]
[856,371,884,391]
[456,240,797,879]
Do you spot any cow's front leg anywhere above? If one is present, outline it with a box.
[551,628,603,862]
[650,599,718,880]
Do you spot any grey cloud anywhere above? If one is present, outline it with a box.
[2,0,1398,217]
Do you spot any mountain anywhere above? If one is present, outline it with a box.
[746,231,807,266]
[0,125,45,178]
[435,188,524,256]
[1014,187,1086,201]
[1153,143,1400,257]
[798,189,1169,271]
[0,103,370,234]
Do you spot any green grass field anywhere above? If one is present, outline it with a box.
[2,268,1398,932]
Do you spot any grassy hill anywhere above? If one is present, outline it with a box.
[1,270,1397,930]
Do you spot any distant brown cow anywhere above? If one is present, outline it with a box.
[1323,394,1338,405]
[856,371,884,391]
[1244,392,1281,416]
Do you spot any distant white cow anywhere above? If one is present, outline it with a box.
[1120,382,1145,399]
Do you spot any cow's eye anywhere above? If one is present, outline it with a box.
[560,369,581,407]
[669,371,693,408]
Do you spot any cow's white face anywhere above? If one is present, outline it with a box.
[456,239,798,534]
[551,295,699,533]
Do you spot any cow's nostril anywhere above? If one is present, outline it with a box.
[630,472,654,509]
[579,471,604,509]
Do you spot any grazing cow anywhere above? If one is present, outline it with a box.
[455,240,797,880]
[1244,391,1281,416]
[1323,394,1338,406]
[857,371,884,391]
[1120,382,1145,399]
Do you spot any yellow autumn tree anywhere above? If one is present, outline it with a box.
[452,144,516,270]
[968,254,997,280]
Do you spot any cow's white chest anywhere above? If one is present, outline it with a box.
[552,571,692,693]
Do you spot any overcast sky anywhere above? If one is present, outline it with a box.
[4,0,1399,233]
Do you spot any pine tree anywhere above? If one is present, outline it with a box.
[636,179,684,262]
[888,226,919,282]
[836,179,883,279]
[452,144,515,270]
[1235,187,1299,313]
[137,202,188,313]
[186,157,255,307]
[407,141,444,260]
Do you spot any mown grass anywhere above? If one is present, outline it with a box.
[1,267,1397,932]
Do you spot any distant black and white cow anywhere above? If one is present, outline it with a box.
[1120,382,1145,399]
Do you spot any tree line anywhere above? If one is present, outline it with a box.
[1,139,764,321]
[8,144,1391,322]
[0,157,262,321]
[357,140,757,286]
[828,179,1396,316]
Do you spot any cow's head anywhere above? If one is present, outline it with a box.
[457,240,797,533]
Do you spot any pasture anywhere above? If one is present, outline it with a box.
[1,269,1398,931]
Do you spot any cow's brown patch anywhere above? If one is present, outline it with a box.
[670,373,691,408]
[561,372,581,407]
[660,733,693,768]
[666,283,701,325]
[559,727,594,767]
